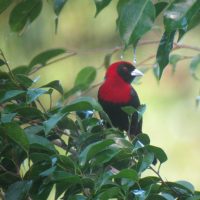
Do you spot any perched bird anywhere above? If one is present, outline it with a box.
[98,61,143,138]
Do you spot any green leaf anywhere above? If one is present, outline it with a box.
[0,0,13,15]
[1,113,17,123]
[147,145,167,163]
[12,65,29,75]
[137,104,146,121]
[97,187,120,199]
[79,139,114,166]
[5,180,32,200]
[94,0,112,17]
[50,171,81,183]
[29,48,66,69]
[26,88,48,103]
[1,122,29,152]
[16,107,44,120]
[53,0,68,16]
[176,180,195,194]
[169,54,183,72]
[113,169,138,181]
[164,0,199,32]
[156,30,176,79]
[0,90,25,103]
[178,11,200,41]
[0,58,5,66]
[117,0,155,47]
[190,54,200,79]
[154,2,168,17]
[9,0,42,32]
[41,80,64,95]
[15,74,33,88]
[74,66,97,90]
[121,106,137,115]
[43,112,66,134]
[138,151,154,172]
[26,133,57,153]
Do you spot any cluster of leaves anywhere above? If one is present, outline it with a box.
[1,0,199,79]
[1,49,200,199]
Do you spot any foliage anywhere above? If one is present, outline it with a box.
[0,0,200,199]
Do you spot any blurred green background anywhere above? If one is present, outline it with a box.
[0,0,200,191]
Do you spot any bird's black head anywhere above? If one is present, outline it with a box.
[117,62,143,83]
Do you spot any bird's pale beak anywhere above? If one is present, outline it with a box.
[131,69,144,77]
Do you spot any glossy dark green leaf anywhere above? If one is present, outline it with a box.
[94,0,112,16]
[147,145,167,163]
[176,180,195,194]
[9,0,42,32]
[165,181,194,195]
[26,133,57,153]
[139,152,155,172]
[0,0,13,15]
[16,107,44,120]
[12,65,29,75]
[0,90,25,103]
[51,171,81,183]
[117,0,155,47]
[156,30,176,79]
[164,0,199,32]
[79,139,114,166]
[113,169,138,181]
[0,58,5,66]
[169,54,183,72]
[5,180,32,200]
[53,0,68,15]
[155,2,168,17]
[190,54,200,79]
[43,112,65,134]
[26,88,48,103]
[29,48,66,69]
[74,66,97,90]
[16,74,33,88]
[68,195,87,200]
[41,80,64,95]
[97,187,120,199]
[2,122,29,152]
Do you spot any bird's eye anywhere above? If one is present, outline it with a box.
[122,66,128,72]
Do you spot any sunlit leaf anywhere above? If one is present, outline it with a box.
[117,0,155,47]
[9,0,42,32]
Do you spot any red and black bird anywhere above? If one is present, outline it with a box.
[98,61,143,138]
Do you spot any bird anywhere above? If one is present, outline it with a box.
[98,61,144,138]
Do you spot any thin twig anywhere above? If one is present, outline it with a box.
[0,164,20,178]
[28,52,77,75]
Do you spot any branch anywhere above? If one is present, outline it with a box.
[28,52,77,75]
